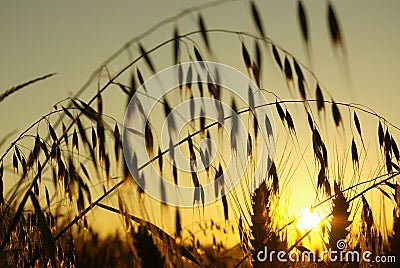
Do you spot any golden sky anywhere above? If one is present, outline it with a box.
[1,0,399,128]
[1,0,399,248]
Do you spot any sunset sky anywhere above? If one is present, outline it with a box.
[1,0,400,246]
[1,1,399,128]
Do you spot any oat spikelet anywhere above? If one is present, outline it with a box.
[297,77,306,100]
[231,99,238,133]
[178,63,183,92]
[130,71,137,93]
[30,191,56,265]
[388,184,400,261]
[284,56,293,81]
[392,136,400,162]
[351,138,359,168]
[200,108,205,134]
[158,147,163,172]
[0,162,3,205]
[164,98,176,133]
[353,112,362,140]
[307,112,314,130]
[222,193,228,221]
[173,164,178,185]
[76,118,89,147]
[265,114,273,138]
[385,129,392,154]
[62,105,74,119]
[197,73,204,97]
[97,93,103,115]
[72,129,79,151]
[62,122,68,145]
[189,94,194,120]
[187,134,196,163]
[114,124,121,162]
[327,3,342,47]
[255,40,262,70]
[361,196,374,234]
[250,181,275,267]
[194,46,204,64]
[298,0,309,44]
[318,166,325,189]
[49,123,57,141]
[293,59,304,81]
[329,181,351,250]
[353,113,366,157]
[285,109,295,134]
[137,68,145,90]
[252,61,260,87]
[378,121,384,148]
[316,84,325,112]
[13,153,18,172]
[198,13,210,51]
[331,100,342,127]
[185,65,193,94]
[173,26,180,65]
[272,44,282,70]
[175,209,182,243]
[91,127,97,149]
[250,1,265,37]
[45,186,50,209]
[138,43,156,74]
[275,100,286,124]
[80,163,90,181]
[242,42,252,69]
[144,121,154,155]
[268,160,279,195]
[247,133,253,157]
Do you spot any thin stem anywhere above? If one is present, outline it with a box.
[0,73,56,103]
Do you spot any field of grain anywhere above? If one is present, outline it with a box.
[1,1,399,267]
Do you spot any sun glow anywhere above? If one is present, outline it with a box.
[296,208,324,231]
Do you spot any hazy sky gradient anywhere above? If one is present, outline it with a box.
[1,1,399,129]
[1,0,399,239]
[0,0,400,125]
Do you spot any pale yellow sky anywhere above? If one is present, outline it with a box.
[0,1,399,129]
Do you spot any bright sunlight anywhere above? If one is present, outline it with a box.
[296,208,324,231]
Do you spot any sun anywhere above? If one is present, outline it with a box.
[296,208,323,231]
